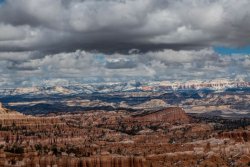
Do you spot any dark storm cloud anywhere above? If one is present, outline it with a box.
[0,0,250,53]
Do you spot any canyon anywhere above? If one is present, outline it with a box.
[0,102,250,166]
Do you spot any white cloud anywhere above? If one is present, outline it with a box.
[0,48,249,87]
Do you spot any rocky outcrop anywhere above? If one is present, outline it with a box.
[0,102,7,114]
[0,102,27,119]
[0,102,21,114]
[134,107,190,123]
[218,131,250,142]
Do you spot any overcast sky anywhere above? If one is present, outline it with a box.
[0,0,250,87]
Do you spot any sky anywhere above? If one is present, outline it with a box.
[0,0,250,87]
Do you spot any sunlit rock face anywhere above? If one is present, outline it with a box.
[0,103,6,114]
[0,102,29,120]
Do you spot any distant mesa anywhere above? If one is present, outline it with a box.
[134,107,190,123]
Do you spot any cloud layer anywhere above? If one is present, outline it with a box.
[0,48,249,87]
[0,0,250,52]
[0,0,250,87]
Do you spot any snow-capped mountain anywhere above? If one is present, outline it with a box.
[0,79,249,96]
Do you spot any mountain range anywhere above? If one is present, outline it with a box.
[0,79,249,96]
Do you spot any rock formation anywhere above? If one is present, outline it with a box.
[0,155,148,167]
[0,102,7,114]
[0,103,249,167]
[0,102,28,120]
[134,107,190,123]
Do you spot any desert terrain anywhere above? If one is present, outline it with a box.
[0,101,250,167]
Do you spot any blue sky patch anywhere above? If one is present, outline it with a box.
[214,46,250,55]
[0,0,5,5]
